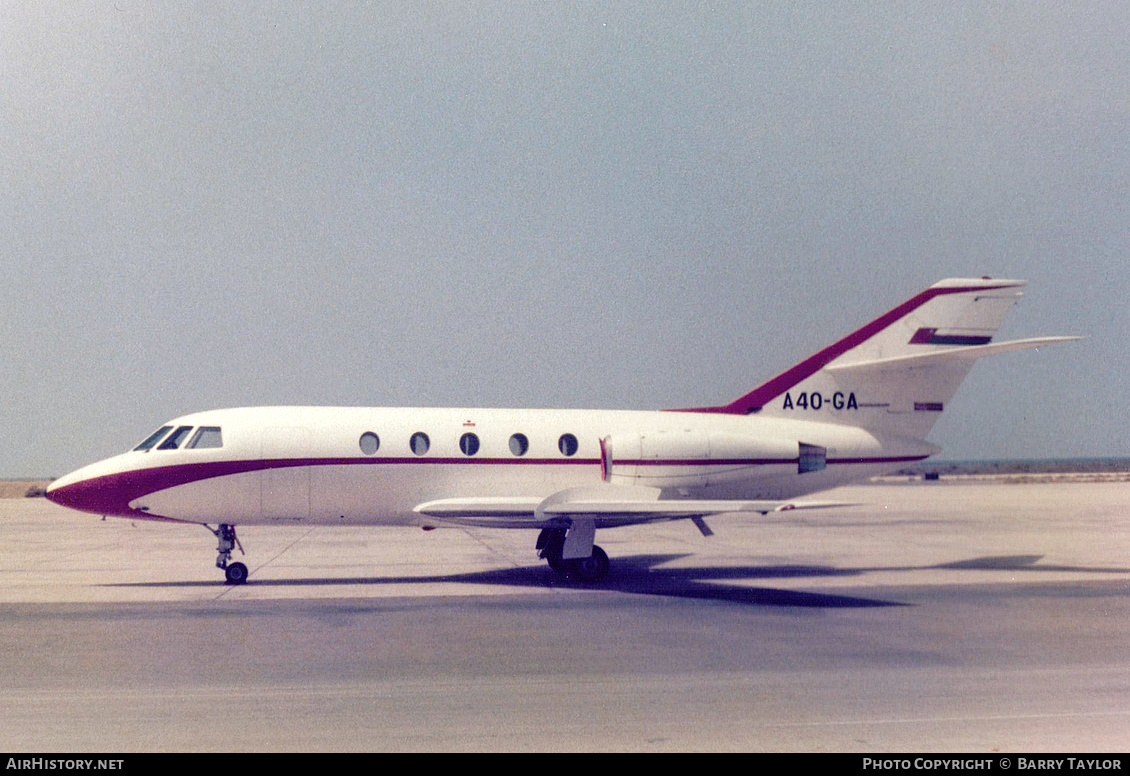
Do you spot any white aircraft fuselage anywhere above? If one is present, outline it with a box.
[45,278,1078,583]
[46,404,935,527]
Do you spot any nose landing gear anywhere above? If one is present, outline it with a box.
[207,524,248,584]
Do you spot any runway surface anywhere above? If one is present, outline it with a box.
[2,479,1128,752]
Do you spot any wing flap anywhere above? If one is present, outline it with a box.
[412,496,544,519]
[540,498,823,517]
[414,487,855,528]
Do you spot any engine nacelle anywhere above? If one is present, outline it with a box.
[600,430,807,489]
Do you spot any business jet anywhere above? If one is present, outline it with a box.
[46,278,1077,584]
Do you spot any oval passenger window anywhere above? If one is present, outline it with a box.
[558,433,578,456]
[359,432,380,455]
[459,433,480,456]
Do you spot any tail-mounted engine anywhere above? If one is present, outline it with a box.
[600,430,814,489]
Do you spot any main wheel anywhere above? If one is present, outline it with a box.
[567,545,609,583]
[224,561,249,585]
[545,551,569,573]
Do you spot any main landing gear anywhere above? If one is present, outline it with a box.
[207,524,248,585]
[536,525,610,583]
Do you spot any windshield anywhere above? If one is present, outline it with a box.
[133,426,173,452]
[157,426,194,450]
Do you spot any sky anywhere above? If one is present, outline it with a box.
[2,2,1127,477]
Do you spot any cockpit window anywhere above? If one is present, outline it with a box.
[134,426,173,452]
[186,426,223,449]
[157,425,194,450]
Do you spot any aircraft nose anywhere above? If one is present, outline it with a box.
[45,470,102,514]
[45,459,137,517]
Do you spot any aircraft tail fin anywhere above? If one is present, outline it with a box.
[673,278,1079,439]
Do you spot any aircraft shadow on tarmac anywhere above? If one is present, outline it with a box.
[111,555,895,608]
[107,552,1130,609]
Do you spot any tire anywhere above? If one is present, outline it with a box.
[567,546,609,583]
[225,562,249,585]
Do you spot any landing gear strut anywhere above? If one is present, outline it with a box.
[536,526,610,583]
[536,527,568,572]
[208,524,248,584]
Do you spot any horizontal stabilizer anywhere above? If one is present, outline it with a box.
[826,336,1082,373]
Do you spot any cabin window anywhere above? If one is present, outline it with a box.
[558,433,579,457]
[459,432,480,456]
[410,432,430,456]
[134,426,173,452]
[359,432,380,455]
[186,426,223,449]
[158,426,194,450]
[509,433,529,457]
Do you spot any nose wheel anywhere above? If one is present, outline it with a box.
[207,524,248,584]
[224,561,249,585]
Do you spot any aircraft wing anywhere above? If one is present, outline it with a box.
[413,486,854,529]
